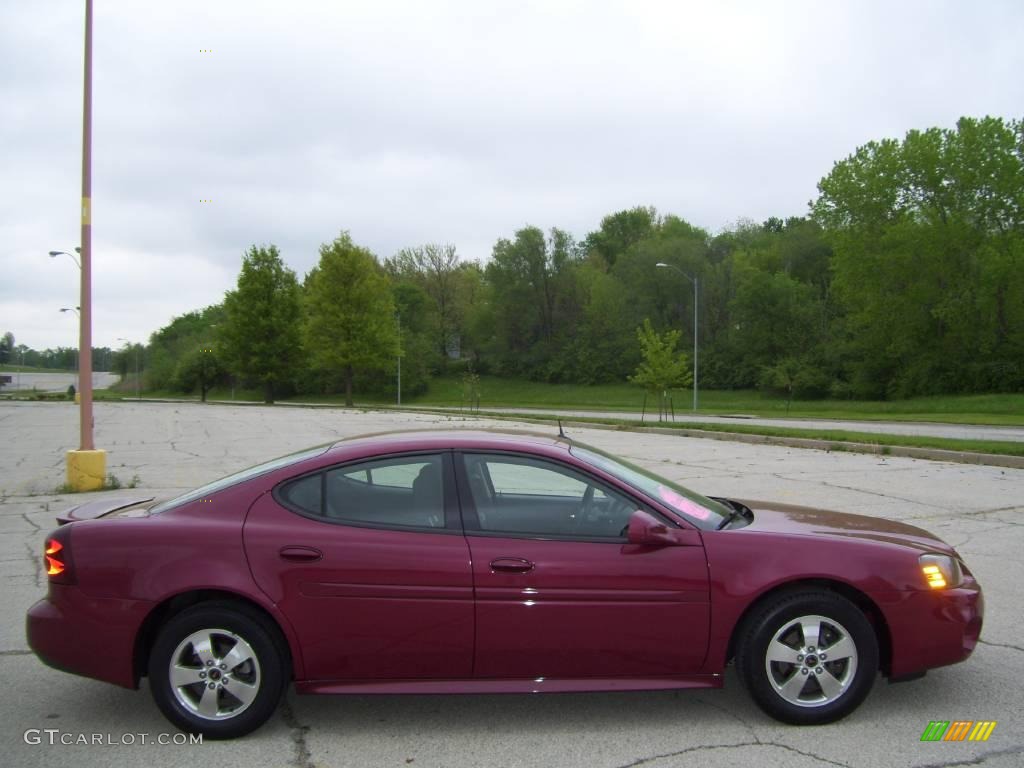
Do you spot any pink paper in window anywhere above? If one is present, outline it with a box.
[657,486,711,521]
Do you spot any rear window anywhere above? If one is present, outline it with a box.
[150,444,330,514]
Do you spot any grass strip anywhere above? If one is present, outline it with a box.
[444,409,1024,458]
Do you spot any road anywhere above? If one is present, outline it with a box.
[447,405,1024,443]
[1,401,1022,767]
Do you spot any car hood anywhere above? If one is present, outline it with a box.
[735,500,956,555]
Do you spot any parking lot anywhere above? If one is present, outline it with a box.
[1,400,1022,767]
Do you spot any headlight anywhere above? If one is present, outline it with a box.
[919,553,963,589]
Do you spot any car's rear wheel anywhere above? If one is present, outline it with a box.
[736,590,878,725]
[148,601,287,739]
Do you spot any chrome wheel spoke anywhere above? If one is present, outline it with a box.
[766,640,801,665]
[778,670,808,701]
[191,633,216,667]
[221,639,256,672]
[825,635,856,662]
[170,663,204,689]
[799,619,821,650]
[228,678,259,706]
[816,667,845,700]
[197,684,220,718]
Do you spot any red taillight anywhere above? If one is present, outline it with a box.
[45,539,65,576]
[43,533,74,583]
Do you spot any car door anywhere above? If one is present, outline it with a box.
[457,451,710,679]
[244,451,474,681]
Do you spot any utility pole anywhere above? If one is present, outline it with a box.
[67,0,106,490]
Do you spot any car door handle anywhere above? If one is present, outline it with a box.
[279,546,323,562]
[490,557,534,573]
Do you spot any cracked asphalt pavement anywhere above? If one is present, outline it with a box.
[1,401,1022,767]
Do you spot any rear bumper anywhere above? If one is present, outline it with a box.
[875,578,983,679]
[26,585,153,689]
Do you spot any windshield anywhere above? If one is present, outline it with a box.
[150,444,331,514]
[570,443,730,530]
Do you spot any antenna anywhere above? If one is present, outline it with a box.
[558,420,566,438]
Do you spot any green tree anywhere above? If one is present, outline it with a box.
[385,243,462,366]
[174,346,227,402]
[568,264,636,383]
[583,206,657,266]
[485,226,581,380]
[728,260,822,371]
[0,331,13,364]
[304,232,398,406]
[220,245,303,404]
[145,304,224,391]
[629,319,693,420]
[758,356,832,411]
[812,116,1024,396]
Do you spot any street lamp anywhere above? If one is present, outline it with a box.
[655,262,699,411]
[60,306,81,316]
[59,0,105,490]
[48,248,82,269]
[117,338,141,400]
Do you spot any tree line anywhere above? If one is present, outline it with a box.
[19,115,1020,404]
[0,332,116,374]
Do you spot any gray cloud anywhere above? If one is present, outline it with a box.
[2,0,1021,349]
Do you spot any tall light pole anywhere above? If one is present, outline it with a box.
[64,0,104,490]
[655,262,699,411]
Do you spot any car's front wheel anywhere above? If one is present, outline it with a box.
[736,590,879,725]
[148,601,287,739]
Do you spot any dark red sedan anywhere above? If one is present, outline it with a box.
[27,430,983,738]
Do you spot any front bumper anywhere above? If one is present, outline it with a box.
[26,585,153,689]
[875,576,983,679]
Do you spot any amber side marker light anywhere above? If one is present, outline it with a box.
[919,553,963,590]
[922,565,946,589]
[45,539,66,577]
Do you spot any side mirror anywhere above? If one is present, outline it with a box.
[627,509,684,546]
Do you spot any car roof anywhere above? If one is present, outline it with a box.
[324,428,574,460]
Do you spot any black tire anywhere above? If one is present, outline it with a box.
[148,601,288,739]
[735,590,878,725]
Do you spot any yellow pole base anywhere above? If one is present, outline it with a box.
[66,449,107,491]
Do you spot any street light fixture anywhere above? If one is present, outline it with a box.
[60,306,81,316]
[48,248,82,269]
[655,262,699,411]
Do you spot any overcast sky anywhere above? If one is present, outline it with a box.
[2,0,1021,352]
